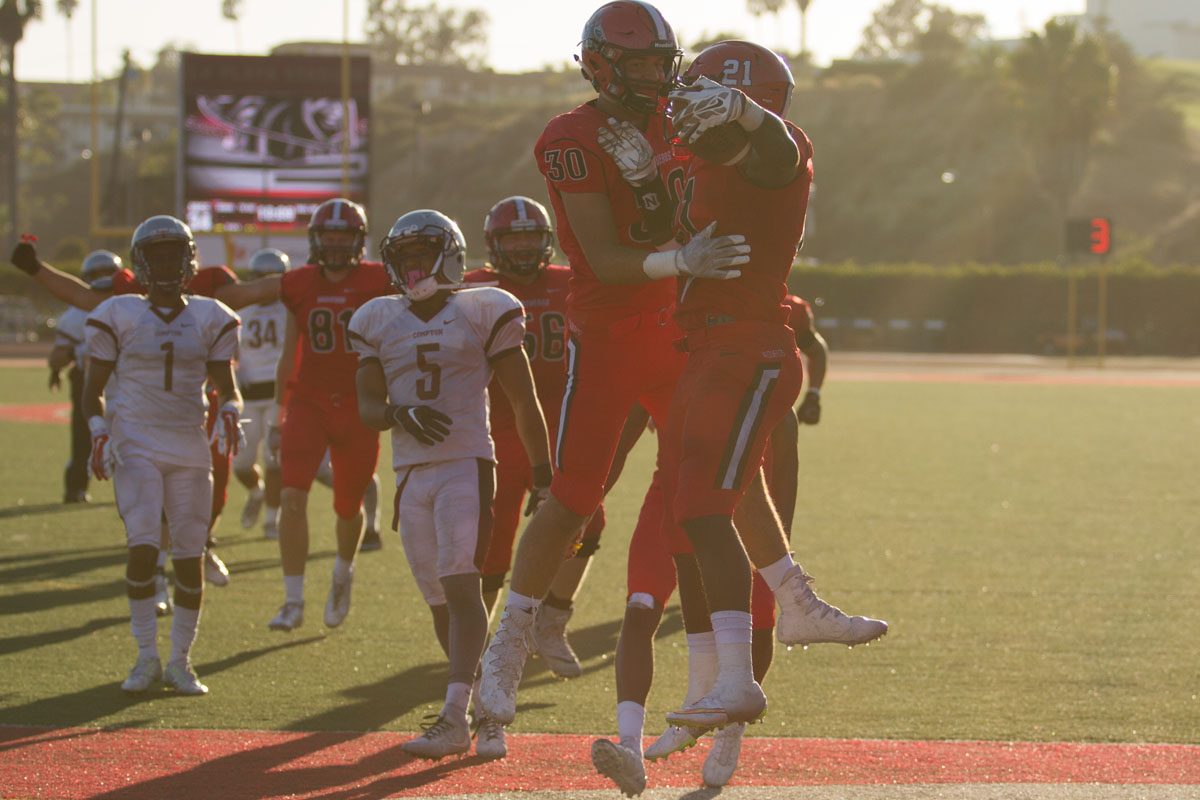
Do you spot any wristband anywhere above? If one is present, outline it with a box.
[736,101,767,133]
[806,387,820,397]
[642,250,679,280]
[531,463,553,489]
[88,415,108,436]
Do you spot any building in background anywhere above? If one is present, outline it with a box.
[1086,0,1200,60]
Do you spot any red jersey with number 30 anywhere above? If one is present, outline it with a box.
[111,264,238,299]
[465,265,569,434]
[280,262,392,402]
[673,121,813,332]
[535,102,681,328]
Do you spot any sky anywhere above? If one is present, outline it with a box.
[18,0,1086,83]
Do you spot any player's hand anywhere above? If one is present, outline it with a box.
[524,463,552,517]
[48,370,61,392]
[670,76,753,144]
[267,424,282,459]
[597,118,657,186]
[87,415,120,480]
[10,235,42,276]
[209,401,246,457]
[797,389,821,425]
[390,404,452,446]
[675,221,750,280]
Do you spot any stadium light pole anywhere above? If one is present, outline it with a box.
[89,0,98,239]
[340,0,349,197]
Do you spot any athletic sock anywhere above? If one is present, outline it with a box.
[685,631,719,703]
[156,549,168,570]
[758,553,797,593]
[129,597,158,660]
[332,555,354,583]
[169,606,201,665]
[711,610,754,682]
[264,505,279,527]
[284,574,304,605]
[616,700,645,752]
[505,590,540,615]
[444,681,471,725]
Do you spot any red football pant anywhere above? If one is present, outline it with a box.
[281,393,380,520]
[627,469,774,630]
[205,388,230,526]
[663,322,804,526]
[482,427,605,579]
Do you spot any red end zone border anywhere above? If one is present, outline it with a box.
[0,727,1196,799]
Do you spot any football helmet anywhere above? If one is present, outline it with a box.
[308,198,367,271]
[380,210,467,302]
[81,249,122,290]
[484,196,554,279]
[130,215,197,295]
[248,248,291,275]
[683,40,795,117]
[577,1,682,115]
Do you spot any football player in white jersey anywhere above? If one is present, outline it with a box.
[233,248,290,540]
[350,210,551,761]
[83,215,244,696]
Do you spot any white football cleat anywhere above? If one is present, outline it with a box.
[263,521,279,541]
[473,716,507,760]
[268,601,304,632]
[153,571,173,618]
[163,660,209,695]
[401,714,471,760]
[666,675,765,729]
[591,738,646,797]
[240,489,264,530]
[324,572,353,628]
[531,604,582,678]
[477,607,535,724]
[204,550,230,587]
[703,722,745,787]
[775,566,888,646]
[643,725,699,761]
[120,654,162,693]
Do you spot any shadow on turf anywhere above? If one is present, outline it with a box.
[0,500,114,520]
[0,637,323,727]
[0,548,126,585]
[0,614,126,656]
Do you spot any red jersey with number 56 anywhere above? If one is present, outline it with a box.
[535,102,681,329]
[673,121,813,332]
[280,262,392,403]
[464,265,569,434]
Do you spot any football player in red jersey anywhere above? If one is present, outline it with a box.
[477,1,752,748]
[266,198,391,633]
[465,196,605,679]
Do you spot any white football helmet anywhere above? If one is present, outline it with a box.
[379,210,467,301]
[248,248,290,275]
[130,215,197,294]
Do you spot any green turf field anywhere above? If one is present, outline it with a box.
[1,365,1197,743]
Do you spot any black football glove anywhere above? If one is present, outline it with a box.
[11,238,42,276]
[797,389,821,425]
[388,404,452,446]
[525,463,552,517]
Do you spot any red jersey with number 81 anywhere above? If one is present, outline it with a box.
[535,102,682,329]
[280,262,392,402]
[465,265,569,434]
[673,121,813,332]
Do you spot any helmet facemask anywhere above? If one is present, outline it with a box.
[311,229,363,272]
[490,229,553,278]
[133,239,195,297]
[382,225,465,302]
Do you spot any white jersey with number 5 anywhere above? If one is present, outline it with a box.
[236,300,287,387]
[85,294,240,468]
[348,286,526,470]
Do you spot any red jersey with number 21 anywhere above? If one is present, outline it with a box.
[280,262,392,402]
[535,102,681,328]
[673,121,814,331]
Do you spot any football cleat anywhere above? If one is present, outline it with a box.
[153,570,173,617]
[666,675,766,729]
[324,572,353,628]
[702,722,745,787]
[473,716,507,760]
[531,604,582,678]
[268,601,304,632]
[775,567,888,646]
[120,654,162,694]
[359,528,382,552]
[204,550,230,587]
[643,725,699,761]
[163,660,208,695]
[263,521,279,541]
[401,714,471,760]
[240,489,264,530]
[591,738,647,797]
[477,606,535,724]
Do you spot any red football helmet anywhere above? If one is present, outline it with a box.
[576,1,682,114]
[484,196,555,278]
[308,198,367,270]
[684,40,795,117]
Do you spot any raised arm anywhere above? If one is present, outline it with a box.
[216,274,282,310]
[10,241,108,310]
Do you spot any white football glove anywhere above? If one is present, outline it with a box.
[670,76,762,144]
[596,118,658,186]
[674,221,750,280]
[209,401,246,458]
[87,415,121,480]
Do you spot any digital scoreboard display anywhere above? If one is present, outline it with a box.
[180,53,370,234]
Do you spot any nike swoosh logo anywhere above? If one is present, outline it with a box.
[442,318,457,324]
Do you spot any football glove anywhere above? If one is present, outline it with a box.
[48,369,61,392]
[525,463,553,517]
[596,118,657,186]
[676,221,750,280]
[669,76,763,144]
[87,415,121,480]
[209,401,246,457]
[10,235,42,276]
[797,389,821,425]
[388,404,452,446]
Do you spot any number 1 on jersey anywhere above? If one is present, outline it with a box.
[161,341,174,391]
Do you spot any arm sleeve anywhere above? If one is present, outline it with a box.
[84,300,120,361]
[535,125,611,195]
[208,302,241,362]
[480,290,527,361]
[347,303,380,361]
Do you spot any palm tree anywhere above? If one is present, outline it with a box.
[0,0,42,240]
[57,0,76,80]
[747,0,813,61]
